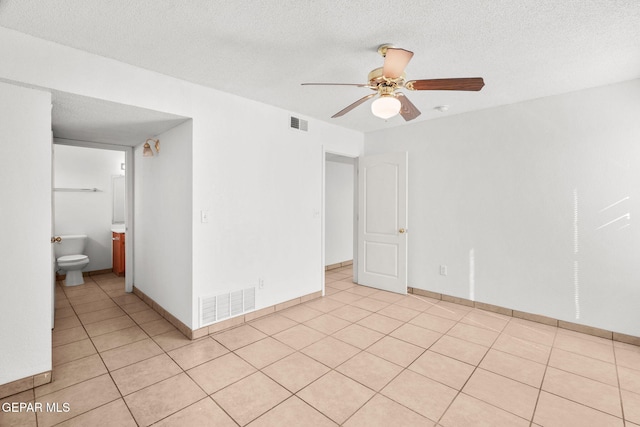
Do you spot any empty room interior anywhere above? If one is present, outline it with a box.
[1,1,640,426]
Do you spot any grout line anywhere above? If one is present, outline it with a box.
[528,317,559,427]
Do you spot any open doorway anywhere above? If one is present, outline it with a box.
[323,152,358,291]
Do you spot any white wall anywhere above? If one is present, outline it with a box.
[325,159,354,266]
[135,121,193,326]
[54,144,125,272]
[0,27,363,331]
[365,79,640,337]
[0,82,52,385]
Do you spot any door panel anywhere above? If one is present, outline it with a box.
[357,152,408,294]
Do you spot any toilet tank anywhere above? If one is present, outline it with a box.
[55,235,87,257]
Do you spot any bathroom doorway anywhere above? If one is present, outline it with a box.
[323,151,358,293]
[52,141,134,293]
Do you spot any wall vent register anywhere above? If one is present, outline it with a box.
[290,116,308,131]
[199,287,256,327]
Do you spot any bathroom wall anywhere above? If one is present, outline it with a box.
[365,79,640,337]
[325,157,354,266]
[54,144,125,272]
[0,82,52,385]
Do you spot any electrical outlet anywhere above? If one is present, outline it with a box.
[258,278,264,289]
[439,265,448,276]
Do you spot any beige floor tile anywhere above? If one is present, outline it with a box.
[425,301,470,321]
[304,313,351,335]
[395,294,438,311]
[55,398,137,427]
[377,304,421,322]
[409,312,457,333]
[52,339,97,366]
[462,368,538,420]
[138,318,177,336]
[100,338,164,371]
[83,315,136,337]
[55,307,77,319]
[622,389,640,424]
[235,337,294,369]
[502,320,557,347]
[491,333,551,364]
[213,325,267,351]
[273,324,326,350]
[549,347,618,386]
[618,365,640,394]
[247,396,337,427]
[366,336,424,367]
[460,309,510,332]
[67,293,110,307]
[154,397,237,427]
[542,367,622,417]
[152,329,192,352]
[330,305,372,323]
[390,323,441,348]
[447,322,499,347]
[328,291,364,305]
[356,313,403,334]
[381,369,457,421]
[121,301,152,315]
[212,372,291,426]
[351,297,390,312]
[345,394,433,427]
[345,285,379,297]
[71,298,117,315]
[326,281,356,291]
[187,352,256,394]
[408,350,475,390]
[479,348,546,388]
[332,323,384,349]
[250,314,298,335]
[337,351,403,391]
[55,298,71,309]
[77,306,126,325]
[53,315,82,331]
[35,374,120,427]
[303,297,346,313]
[279,305,324,323]
[111,353,182,395]
[533,391,624,427]
[262,352,330,393]
[369,290,406,304]
[91,325,147,352]
[298,371,375,424]
[129,309,163,324]
[125,373,206,426]
[615,346,640,371]
[440,393,530,427]
[111,294,141,306]
[36,354,107,398]
[301,336,360,368]
[430,335,488,366]
[0,390,37,427]
[553,333,615,364]
[52,326,89,347]
[167,338,229,370]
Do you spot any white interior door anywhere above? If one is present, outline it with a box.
[357,152,408,294]
[51,134,56,328]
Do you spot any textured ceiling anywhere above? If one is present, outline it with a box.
[1,0,640,134]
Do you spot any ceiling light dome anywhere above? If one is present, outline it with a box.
[371,95,401,119]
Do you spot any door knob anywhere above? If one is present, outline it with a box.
[399,228,406,234]
[51,236,62,243]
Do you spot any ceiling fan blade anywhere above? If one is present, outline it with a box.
[406,77,485,91]
[331,93,377,118]
[301,83,369,87]
[383,48,414,79]
[396,93,421,121]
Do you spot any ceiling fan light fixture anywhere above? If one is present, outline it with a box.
[371,95,401,119]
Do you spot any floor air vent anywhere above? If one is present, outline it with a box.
[199,287,257,327]
[290,116,308,131]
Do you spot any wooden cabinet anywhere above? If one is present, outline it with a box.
[112,232,125,277]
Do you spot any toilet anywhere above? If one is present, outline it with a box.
[55,235,90,286]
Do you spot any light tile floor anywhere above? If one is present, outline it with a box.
[2,268,640,426]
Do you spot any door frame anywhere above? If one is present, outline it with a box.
[321,148,359,295]
[53,138,135,293]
